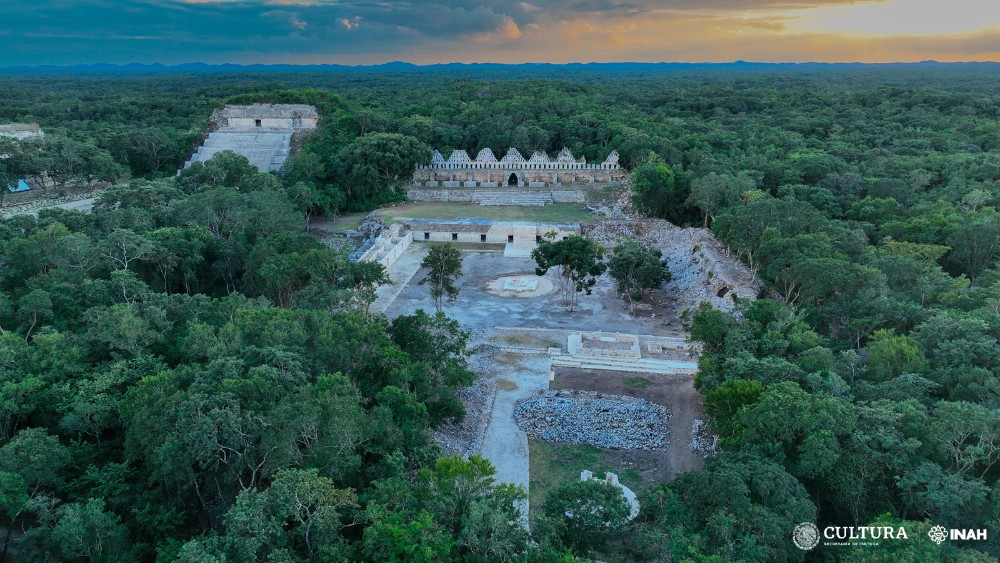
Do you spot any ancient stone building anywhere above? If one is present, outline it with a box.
[183,104,318,173]
[412,147,624,188]
[0,123,44,142]
[401,218,581,257]
[211,104,319,130]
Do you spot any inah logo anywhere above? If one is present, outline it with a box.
[928,525,948,545]
[793,522,820,550]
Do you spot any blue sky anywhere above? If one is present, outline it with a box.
[2,0,999,66]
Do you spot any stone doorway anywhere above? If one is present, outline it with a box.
[508,173,518,187]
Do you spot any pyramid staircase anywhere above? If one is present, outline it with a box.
[183,128,293,172]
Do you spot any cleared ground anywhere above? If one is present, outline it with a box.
[385,250,681,335]
[550,368,706,481]
[375,230,710,524]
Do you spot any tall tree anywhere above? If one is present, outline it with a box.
[532,233,607,310]
[687,172,754,227]
[336,133,430,209]
[630,157,694,224]
[607,238,671,311]
[419,245,463,312]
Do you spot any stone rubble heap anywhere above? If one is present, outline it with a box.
[348,213,387,261]
[691,418,720,455]
[587,218,760,316]
[514,390,670,450]
[433,345,499,457]
[434,376,497,457]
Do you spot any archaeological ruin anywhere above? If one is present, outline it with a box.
[401,217,580,257]
[0,123,44,142]
[412,147,624,188]
[183,104,318,173]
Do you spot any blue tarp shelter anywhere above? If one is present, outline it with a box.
[6,179,29,193]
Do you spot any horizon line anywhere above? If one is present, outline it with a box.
[4,59,1000,72]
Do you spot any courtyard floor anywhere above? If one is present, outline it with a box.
[384,248,682,335]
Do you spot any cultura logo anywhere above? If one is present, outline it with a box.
[928,525,948,545]
[794,522,909,549]
[793,522,820,551]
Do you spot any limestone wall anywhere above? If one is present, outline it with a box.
[355,224,412,270]
[414,147,625,188]
[0,123,44,141]
[407,188,585,204]
[212,104,319,131]
[405,218,580,250]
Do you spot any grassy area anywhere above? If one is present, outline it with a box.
[494,351,523,367]
[501,333,563,349]
[380,201,596,224]
[623,376,653,390]
[528,441,644,518]
[446,242,506,251]
[315,202,597,233]
[497,378,518,392]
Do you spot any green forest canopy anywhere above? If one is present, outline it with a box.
[0,65,999,560]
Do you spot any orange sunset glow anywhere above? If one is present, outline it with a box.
[2,0,998,66]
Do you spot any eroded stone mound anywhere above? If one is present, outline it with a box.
[514,390,669,450]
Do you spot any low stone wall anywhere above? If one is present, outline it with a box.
[355,224,412,270]
[568,332,641,359]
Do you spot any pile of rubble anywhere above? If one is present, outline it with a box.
[348,213,387,261]
[514,390,670,450]
[587,219,760,317]
[691,418,720,455]
[587,204,632,221]
[433,346,499,457]
[434,376,497,457]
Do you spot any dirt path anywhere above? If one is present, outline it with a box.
[479,352,550,525]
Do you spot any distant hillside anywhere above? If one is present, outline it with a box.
[4,60,1000,74]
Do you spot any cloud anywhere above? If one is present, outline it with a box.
[0,0,995,66]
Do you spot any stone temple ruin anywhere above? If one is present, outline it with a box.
[0,123,44,142]
[413,147,624,188]
[183,104,318,173]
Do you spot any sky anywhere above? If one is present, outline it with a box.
[2,0,999,67]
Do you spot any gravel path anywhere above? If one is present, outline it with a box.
[479,353,550,525]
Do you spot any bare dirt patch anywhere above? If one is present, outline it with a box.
[552,367,706,482]
[497,378,518,392]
